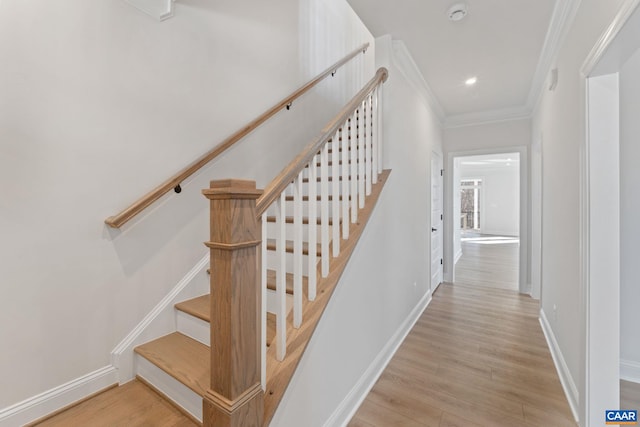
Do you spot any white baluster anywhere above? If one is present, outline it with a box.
[372,88,379,184]
[377,84,383,174]
[308,154,318,301]
[365,95,372,196]
[261,217,267,390]
[275,193,287,361]
[342,119,350,240]
[358,105,365,208]
[293,173,303,328]
[350,113,358,223]
[332,130,340,257]
[321,142,330,277]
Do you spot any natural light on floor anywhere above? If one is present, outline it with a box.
[460,236,520,245]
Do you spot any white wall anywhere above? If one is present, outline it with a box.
[620,46,640,380]
[271,34,443,426]
[586,72,620,422]
[530,134,542,300]
[459,160,520,237]
[453,158,462,263]
[530,0,627,422]
[0,0,373,412]
[444,118,531,153]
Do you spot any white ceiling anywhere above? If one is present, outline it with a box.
[347,0,558,123]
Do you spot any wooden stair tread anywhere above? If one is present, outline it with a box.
[317,144,354,155]
[171,296,278,349]
[284,195,349,202]
[307,160,354,167]
[266,313,276,347]
[175,294,210,322]
[263,169,391,424]
[302,175,352,183]
[265,215,337,226]
[266,269,308,294]
[134,332,209,397]
[266,238,322,256]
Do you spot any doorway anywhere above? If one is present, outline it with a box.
[582,0,640,421]
[444,146,528,294]
[453,153,520,291]
[431,151,443,293]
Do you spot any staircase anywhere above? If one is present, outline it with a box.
[130,68,389,426]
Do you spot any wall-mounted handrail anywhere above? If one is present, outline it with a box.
[256,67,388,216]
[104,42,370,229]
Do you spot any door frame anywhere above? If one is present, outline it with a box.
[431,150,444,293]
[444,146,529,294]
[580,0,639,424]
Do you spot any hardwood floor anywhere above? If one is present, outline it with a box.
[349,283,576,426]
[455,232,519,291]
[33,380,197,427]
[621,380,640,411]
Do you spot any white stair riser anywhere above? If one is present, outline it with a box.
[176,310,210,346]
[266,288,293,315]
[135,355,202,422]
[265,221,335,242]
[262,181,353,202]
[266,248,327,276]
[306,180,356,196]
[282,200,348,218]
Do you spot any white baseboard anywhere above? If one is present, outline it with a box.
[621,359,640,383]
[539,309,580,422]
[111,254,209,383]
[323,291,433,427]
[0,366,117,427]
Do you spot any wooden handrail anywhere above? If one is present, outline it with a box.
[256,67,388,216]
[105,43,370,229]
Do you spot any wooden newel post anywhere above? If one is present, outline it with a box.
[202,179,264,427]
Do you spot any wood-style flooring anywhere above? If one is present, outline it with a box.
[29,221,637,426]
[32,380,197,427]
[349,283,576,426]
[455,232,519,291]
[622,379,640,412]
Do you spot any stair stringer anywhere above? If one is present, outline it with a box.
[110,254,209,384]
[262,170,391,425]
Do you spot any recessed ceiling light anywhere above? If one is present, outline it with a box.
[465,77,477,86]
[448,3,468,22]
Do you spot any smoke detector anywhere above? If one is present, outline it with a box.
[448,3,468,22]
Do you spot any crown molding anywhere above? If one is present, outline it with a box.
[581,0,640,76]
[444,0,583,128]
[443,105,531,129]
[391,40,446,123]
[124,0,176,21]
[391,40,532,129]
[388,0,583,129]
[526,0,583,111]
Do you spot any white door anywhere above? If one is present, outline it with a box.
[431,152,443,292]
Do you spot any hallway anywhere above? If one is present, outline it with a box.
[349,283,575,426]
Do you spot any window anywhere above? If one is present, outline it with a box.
[460,179,482,230]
